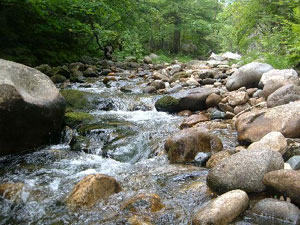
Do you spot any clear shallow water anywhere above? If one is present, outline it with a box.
[0,78,250,225]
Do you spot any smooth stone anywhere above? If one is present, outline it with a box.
[165,128,223,163]
[264,170,300,205]
[210,109,226,120]
[259,69,299,88]
[252,198,300,225]
[227,91,249,106]
[207,149,284,193]
[180,114,209,129]
[0,59,66,155]
[247,131,287,155]
[287,156,300,170]
[206,151,231,168]
[122,193,165,213]
[206,93,222,108]
[226,62,273,91]
[236,101,300,144]
[66,174,121,208]
[178,110,193,117]
[267,84,300,108]
[192,190,249,225]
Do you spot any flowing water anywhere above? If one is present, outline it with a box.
[0,76,255,225]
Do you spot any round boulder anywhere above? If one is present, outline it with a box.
[66,174,121,208]
[207,149,284,193]
[165,128,223,163]
[252,198,300,225]
[226,62,273,91]
[0,59,66,156]
[155,96,180,113]
[267,84,300,108]
[263,170,300,205]
[192,190,249,225]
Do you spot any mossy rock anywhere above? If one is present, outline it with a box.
[65,112,94,128]
[155,96,180,113]
[51,74,67,84]
[70,135,90,151]
[60,89,99,112]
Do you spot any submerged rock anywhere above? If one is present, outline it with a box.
[0,182,24,200]
[235,101,300,144]
[207,149,284,193]
[252,198,300,225]
[192,190,249,225]
[66,174,121,208]
[263,170,300,205]
[226,62,273,91]
[165,128,223,163]
[122,193,165,214]
[0,59,66,155]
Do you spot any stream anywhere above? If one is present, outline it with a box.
[0,76,249,225]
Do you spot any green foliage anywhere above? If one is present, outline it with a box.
[218,0,300,68]
[0,0,222,65]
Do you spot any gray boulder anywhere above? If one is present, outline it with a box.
[226,62,273,91]
[207,149,284,193]
[192,190,249,225]
[252,198,300,225]
[0,59,66,155]
[267,84,300,108]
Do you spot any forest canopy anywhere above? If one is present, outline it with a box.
[0,0,299,68]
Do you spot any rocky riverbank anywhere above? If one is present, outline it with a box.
[0,53,300,224]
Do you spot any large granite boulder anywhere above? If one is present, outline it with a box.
[165,128,223,163]
[235,101,300,144]
[264,170,300,205]
[259,69,299,97]
[226,62,273,91]
[267,84,300,108]
[207,149,284,193]
[0,59,66,155]
[192,190,249,225]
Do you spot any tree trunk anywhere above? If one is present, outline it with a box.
[172,15,181,54]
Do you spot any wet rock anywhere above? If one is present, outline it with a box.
[267,84,300,108]
[247,132,287,155]
[0,59,66,155]
[252,198,300,225]
[226,62,273,91]
[61,89,99,112]
[165,128,223,163]
[178,110,192,117]
[64,112,94,128]
[206,151,231,169]
[264,170,300,205]
[66,174,121,208]
[210,109,226,120]
[174,87,213,111]
[206,93,222,108]
[0,182,24,200]
[207,149,284,193]
[197,69,215,79]
[186,77,200,86]
[225,111,235,119]
[152,72,169,82]
[103,76,117,84]
[194,152,211,166]
[192,190,249,225]
[128,216,152,225]
[287,156,300,170]
[122,193,165,213]
[151,80,165,90]
[227,91,249,106]
[143,86,157,94]
[201,78,215,85]
[155,96,180,113]
[170,71,189,83]
[179,114,209,129]
[236,101,300,143]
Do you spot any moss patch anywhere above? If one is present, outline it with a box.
[65,112,94,128]
[155,96,180,113]
[60,89,99,112]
